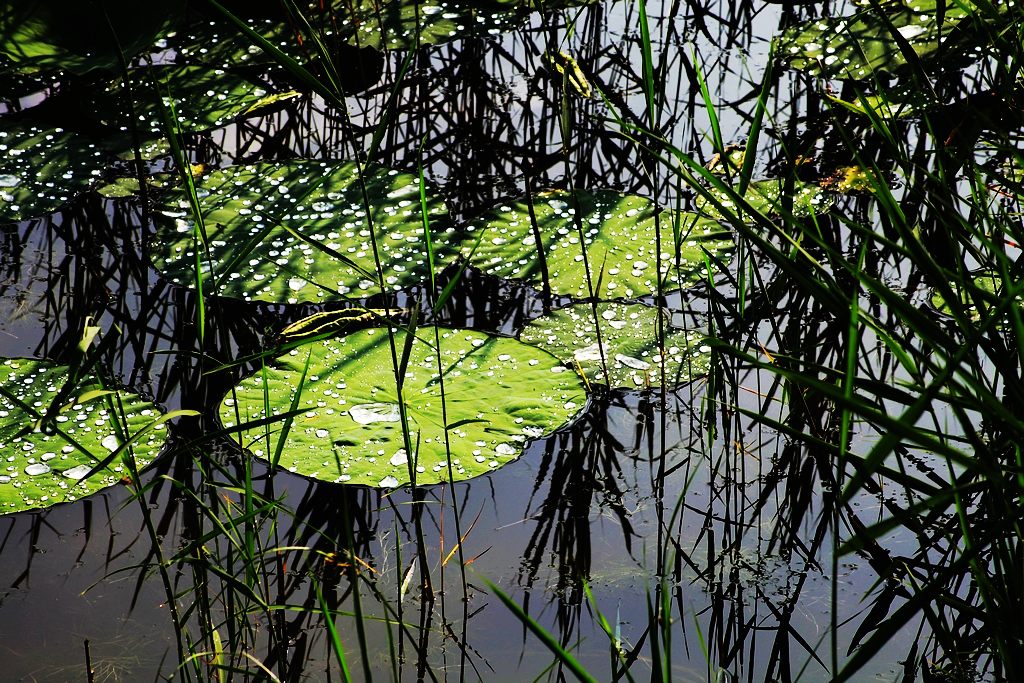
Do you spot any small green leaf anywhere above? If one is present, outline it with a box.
[930,270,1023,323]
[274,308,401,344]
[97,176,141,198]
[819,165,886,195]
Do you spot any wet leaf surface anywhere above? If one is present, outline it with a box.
[930,270,1023,323]
[777,0,1001,81]
[220,327,587,487]
[696,179,834,222]
[462,189,733,299]
[88,65,281,136]
[0,117,107,222]
[151,160,454,302]
[520,302,711,389]
[346,0,591,50]
[0,358,169,514]
[0,1,183,76]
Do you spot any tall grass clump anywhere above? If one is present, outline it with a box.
[652,1,1024,678]
[491,0,1024,680]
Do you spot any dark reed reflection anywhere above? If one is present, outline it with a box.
[7,0,1013,679]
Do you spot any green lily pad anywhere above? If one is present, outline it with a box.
[170,18,289,68]
[0,358,170,514]
[219,327,587,487]
[520,303,711,389]
[115,137,171,162]
[825,88,936,119]
[0,1,183,76]
[347,0,522,49]
[89,65,281,136]
[151,160,453,302]
[819,165,886,194]
[168,17,384,93]
[346,0,595,50]
[776,1,1001,81]
[0,118,107,222]
[696,179,833,222]
[461,189,733,299]
[97,177,141,199]
[930,271,1023,323]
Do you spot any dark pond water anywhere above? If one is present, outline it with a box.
[1,0,1019,681]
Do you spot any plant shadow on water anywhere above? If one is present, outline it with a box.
[1,0,1023,680]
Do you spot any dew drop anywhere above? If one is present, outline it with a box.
[349,403,401,424]
[615,354,650,370]
[63,464,92,480]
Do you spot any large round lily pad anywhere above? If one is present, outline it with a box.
[461,190,733,299]
[0,358,170,514]
[696,179,833,222]
[88,65,284,136]
[520,303,710,389]
[151,160,454,302]
[169,18,384,93]
[219,327,587,487]
[0,118,106,222]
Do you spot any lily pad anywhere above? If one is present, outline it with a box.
[170,18,293,69]
[461,189,733,299]
[88,65,281,136]
[0,118,107,222]
[168,18,384,94]
[776,1,1002,81]
[825,88,936,119]
[97,177,141,199]
[0,358,170,514]
[930,271,1023,323]
[345,0,595,50]
[151,160,453,302]
[346,0,526,49]
[520,303,711,389]
[696,179,833,222]
[0,1,183,76]
[819,165,885,194]
[219,327,587,487]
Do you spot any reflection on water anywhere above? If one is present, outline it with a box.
[0,0,1009,680]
